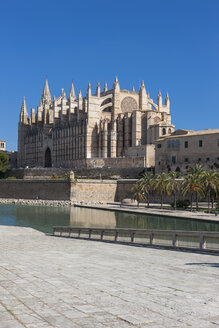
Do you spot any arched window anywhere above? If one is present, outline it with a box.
[162,128,166,135]
[168,128,171,134]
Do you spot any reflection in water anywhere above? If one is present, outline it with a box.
[0,204,219,234]
[69,207,116,228]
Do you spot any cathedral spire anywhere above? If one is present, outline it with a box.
[157,90,162,109]
[69,82,76,100]
[96,82,100,97]
[104,82,108,92]
[140,80,146,93]
[87,81,91,97]
[165,92,170,108]
[132,86,135,92]
[78,90,82,99]
[41,79,51,105]
[20,97,29,124]
[113,76,120,91]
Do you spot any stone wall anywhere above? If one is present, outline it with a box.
[71,180,117,202]
[6,167,146,179]
[0,180,70,200]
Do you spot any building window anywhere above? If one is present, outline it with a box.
[167,141,171,148]
[185,141,188,148]
[175,140,180,147]
[157,144,162,149]
[171,140,175,147]
[198,158,202,162]
[158,161,160,165]
[199,140,203,147]
[206,157,210,162]
[218,139,219,146]
[168,128,171,134]
[172,156,176,164]
[162,128,166,135]
[217,157,219,161]
[185,158,189,163]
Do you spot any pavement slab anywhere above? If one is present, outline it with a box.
[0,225,218,327]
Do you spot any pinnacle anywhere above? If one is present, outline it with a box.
[104,82,108,92]
[21,96,28,114]
[132,86,135,92]
[43,80,50,97]
[69,82,76,99]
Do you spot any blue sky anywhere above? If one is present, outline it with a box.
[0,0,218,150]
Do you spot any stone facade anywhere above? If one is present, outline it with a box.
[18,79,174,169]
[0,140,6,151]
[155,129,219,174]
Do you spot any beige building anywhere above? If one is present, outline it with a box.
[155,129,219,174]
[0,140,6,151]
[18,78,174,169]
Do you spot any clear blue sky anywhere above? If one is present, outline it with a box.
[0,0,218,150]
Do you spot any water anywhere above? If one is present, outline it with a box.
[0,204,219,234]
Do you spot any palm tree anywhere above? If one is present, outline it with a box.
[187,164,204,210]
[132,183,146,207]
[201,170,219,213]
[138,173,154,208]
[181,174,205,211]
[166,171,180,210]
[153,173,168,209]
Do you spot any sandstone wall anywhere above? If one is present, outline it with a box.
[71,180,117,202]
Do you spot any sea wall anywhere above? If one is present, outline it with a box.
[0,180,70,200]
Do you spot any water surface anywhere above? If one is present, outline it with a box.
[0,204,219,234]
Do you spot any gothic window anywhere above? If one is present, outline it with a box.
[168,128,171,134]
[172,156,176,164]
[162,128,166,135]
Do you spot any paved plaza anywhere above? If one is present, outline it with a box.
[0,226,219,327]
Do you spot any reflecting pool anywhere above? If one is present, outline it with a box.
[0,204,219,234]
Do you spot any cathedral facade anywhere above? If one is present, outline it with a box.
[17,78,174,169]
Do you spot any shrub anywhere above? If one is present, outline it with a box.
[50,174,58,180]
[7,176,16,180]
[171,199,190,209]
[63,171,78,180]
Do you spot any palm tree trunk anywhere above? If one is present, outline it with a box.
[196,192,198,211]
[211,193,215,209]
[191,193,193,211]
[207,189,210,213]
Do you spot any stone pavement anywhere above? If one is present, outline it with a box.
[0,227,219,328]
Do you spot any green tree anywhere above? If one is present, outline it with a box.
[138,173,154,208]
[181,174,204,211]
[132,183,146,207]
[0,151,9,178]
[187,164,204,210]
[201,170,219,213]
[153,173,168,209]
[166,171,180,210]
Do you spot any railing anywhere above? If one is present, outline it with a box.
[53,226,219,252]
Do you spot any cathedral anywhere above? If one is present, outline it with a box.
[17,78,174,169]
